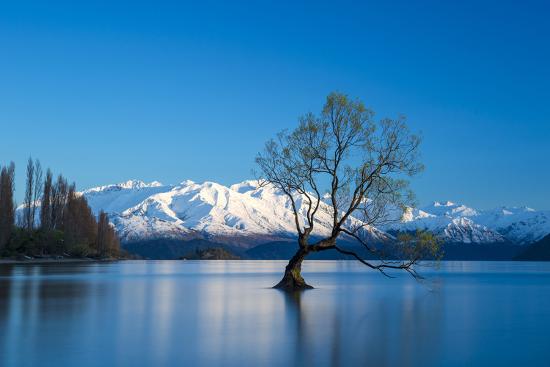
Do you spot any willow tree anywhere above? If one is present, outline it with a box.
[256,92,439,290]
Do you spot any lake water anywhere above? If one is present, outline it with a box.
[1,261,549,367]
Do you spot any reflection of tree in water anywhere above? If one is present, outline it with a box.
[280,284,446,367]
[0,265,14,341]
[282,290,343,367]
[282,290,310,366]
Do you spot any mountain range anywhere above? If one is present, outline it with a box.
[80,179,550,248]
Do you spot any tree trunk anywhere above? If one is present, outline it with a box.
[273,247,313,290]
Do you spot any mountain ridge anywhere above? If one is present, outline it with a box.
[56,179,550,247]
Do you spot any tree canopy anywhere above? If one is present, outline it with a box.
[256,92,440,289]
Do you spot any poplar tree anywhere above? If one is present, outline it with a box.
[23,158,42,231]
[40,169,53,231]
[63,184,97,253]
[51,175,68,230]
[0,162,15,251]
[23,158,34,231]
[32,160,43,229]
[96,211,109,257]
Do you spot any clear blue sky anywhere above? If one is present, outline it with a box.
[0,0,548,209]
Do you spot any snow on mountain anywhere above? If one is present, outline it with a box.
[78,179,550,246]
[442,217,506,244]
[475,207,550,244]
[385,201,550,245]
[422,201,480,217]
[84,180,170,215]
[83,179,387,246]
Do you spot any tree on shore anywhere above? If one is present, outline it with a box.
[97,211,120,258]
[0,162,15,251]
[106,225,120,257]
[23,158,43,231]
[40,169,53,231]
[256,92,440,290]
[97,211,108,257]
[63,184,98,255]
[0,160,121,258]
[32,160,43,229]
[51,175,69,230]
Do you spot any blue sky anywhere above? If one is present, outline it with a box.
[0,0,548,209]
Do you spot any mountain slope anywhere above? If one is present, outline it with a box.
[83,179,386,247]
[515,234,550,260]
[76,180,550,247]
[384,201,550,245]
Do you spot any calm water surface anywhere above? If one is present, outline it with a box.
[1,260,549,367]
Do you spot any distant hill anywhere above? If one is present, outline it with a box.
[181,247,240,260]
[124,238,529,261]
[515,235,550,260]
[245,241,377,260]
[441,243,524,260]
[246,241,526,261]
[123,239,246,260]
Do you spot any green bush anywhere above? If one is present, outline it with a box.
[68,243,92,258]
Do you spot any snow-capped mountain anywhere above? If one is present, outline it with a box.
[384,201,550,245]
[80,180,550,246]
[82,179,387,246]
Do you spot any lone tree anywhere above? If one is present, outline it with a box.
[256,92,439,290]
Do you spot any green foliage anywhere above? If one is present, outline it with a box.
[4,227,37,256]
[2,227,67,257]
[68,243,92,258]
[181,247,240,260]
[33,229,66,255]
[0,225,118,259]
[395,230,444,262]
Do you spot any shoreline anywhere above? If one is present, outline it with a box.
[0,257,119,265]
[1,258,545,265]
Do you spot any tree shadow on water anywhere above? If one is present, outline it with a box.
[277,283,446,367]
[278,289,345,367]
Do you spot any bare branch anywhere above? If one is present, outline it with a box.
[333,245,424,280]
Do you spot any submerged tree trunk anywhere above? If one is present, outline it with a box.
[273,247,313,290]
